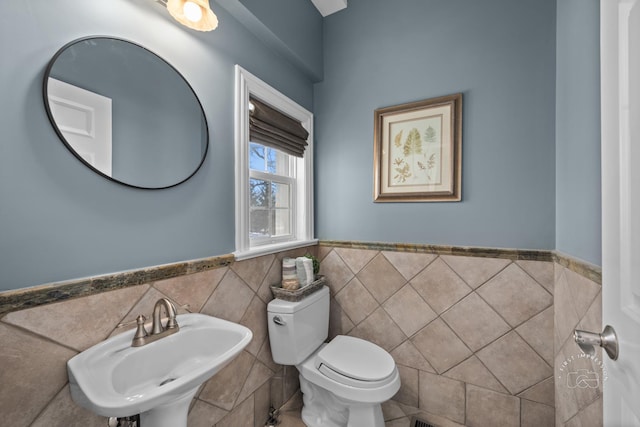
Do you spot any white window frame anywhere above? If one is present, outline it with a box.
[234,65,316,260]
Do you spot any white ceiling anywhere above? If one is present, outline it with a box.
[310,0,347,17]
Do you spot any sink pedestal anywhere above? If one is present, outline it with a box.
[139,388,198,427]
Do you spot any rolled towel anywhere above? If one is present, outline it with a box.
[295,257,316,287]
[296,257,308,287]
[282,258,299,289]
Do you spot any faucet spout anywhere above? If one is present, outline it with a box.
[152,298,179,335]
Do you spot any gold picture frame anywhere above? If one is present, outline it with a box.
[374,93,462,202]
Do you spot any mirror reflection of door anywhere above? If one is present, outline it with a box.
[47,77,112,176]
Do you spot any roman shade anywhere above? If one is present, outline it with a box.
[249,97,309,157]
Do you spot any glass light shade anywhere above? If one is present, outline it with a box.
[167,0,218,31]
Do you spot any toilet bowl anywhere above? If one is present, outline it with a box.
[267,286,400,427]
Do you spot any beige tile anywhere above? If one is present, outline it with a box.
[564,397,602,427]
[555,337,602,417]
[283,365,301,403]
[0,323,77,426]
[385,416,411,427]
[328,297,355,339]
[394,365,419,407]
[281,389,303,412]
[256,259,283,304]
[316,245,333,261]
[236,359,274,404]
[254,381,271,427]
[517,260,555,294]
[441,255,510,289]
[564,268,601,320]
[518,376,555,407]
[477,263,552,327]
[554,343,580,423]
[335,277,379,325]
[418,371,465,424]
[334,247,378,274]
[576,291,602,336]
[199,350,254,411]
[232,254,276,292]
[318,250,355,295]
[444,356,507,393]
[441,292,510,351]
[215,395,254,427]
[348,307,406,352]
[188,399,228,427]
[279,410,307,427]
[4,285,148,351]
[383,284,436,337]
[554,269,581,351]
[256,335,280,373]
[521,399,554,427]
[466,385,520,427]
[476,331,552,395]
[153,268,226,313]
[200,269,255,323]
[240,296,268,356]
[554,262,565,284]
[411,318,471,374]
[269,374,284,411]
[390,340,435,373]
[30,385,104,427]
[516,306,554,365]
[382,251,437,281]
[382,399,407,421]
[410,258,471,314]
[357,253,407,304]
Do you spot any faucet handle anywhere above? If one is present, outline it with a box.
[131,315,149,347]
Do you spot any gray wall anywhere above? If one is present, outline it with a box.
[314,0,557,250]
[555,0,601,266]
[0,0,317,290]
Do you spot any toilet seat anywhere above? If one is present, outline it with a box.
[315,336,397,389]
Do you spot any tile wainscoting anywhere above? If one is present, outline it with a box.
[0,248,313,427]
[0,242,602,426]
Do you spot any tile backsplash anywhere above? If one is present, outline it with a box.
[0,242,602,427]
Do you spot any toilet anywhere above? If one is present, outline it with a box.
[267,286,400,427]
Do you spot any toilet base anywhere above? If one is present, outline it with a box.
[299,374,385,427]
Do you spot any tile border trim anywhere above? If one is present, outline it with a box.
[553,251,602,285]
[0,242,602,316]
[319,240,554,261]
[0,254,234,316]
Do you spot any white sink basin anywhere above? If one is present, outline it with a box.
[68,313,252,426]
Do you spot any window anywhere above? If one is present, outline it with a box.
[234,66,316,259]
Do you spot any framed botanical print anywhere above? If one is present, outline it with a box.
[373,93,462,202]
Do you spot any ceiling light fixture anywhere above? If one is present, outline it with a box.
[162,0,218,32]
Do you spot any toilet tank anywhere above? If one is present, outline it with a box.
[267,286,330,365]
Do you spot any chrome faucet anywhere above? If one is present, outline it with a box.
[130,298,180,347]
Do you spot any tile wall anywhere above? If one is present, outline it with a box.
[317,245,556,427]
[553,262,603,426]
[0,247,312,427]
[0,243,602,427]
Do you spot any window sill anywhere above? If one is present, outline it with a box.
[234,239,318,261]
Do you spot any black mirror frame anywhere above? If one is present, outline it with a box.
[43,36,209,190]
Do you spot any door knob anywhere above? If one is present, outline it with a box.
[574,325,619,361]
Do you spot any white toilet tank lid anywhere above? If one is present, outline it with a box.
[267,286,329,314]
[316,335,396,382]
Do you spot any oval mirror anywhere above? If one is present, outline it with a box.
[43,37,209,189]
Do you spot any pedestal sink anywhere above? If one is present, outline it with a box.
[67,313,252,427]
